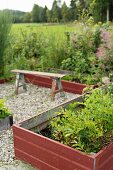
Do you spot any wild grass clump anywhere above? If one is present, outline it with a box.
[0,10,12,76]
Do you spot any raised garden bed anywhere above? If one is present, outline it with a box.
[0,74,84,167]
[25,74,86,94]
[0,115,13,131]
[13,92,113,170]
[0,77,13,84]
[4,74,112,169]
[0,73,86,95]
[0,97,13,131]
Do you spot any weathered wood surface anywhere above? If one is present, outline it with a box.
[11,69,66,99]
[19,85,107,132]
[20,95,83,132]
[11,70,66,78]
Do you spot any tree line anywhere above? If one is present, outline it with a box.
[4,0,113,23]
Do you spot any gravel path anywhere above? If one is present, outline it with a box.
[0,83,79,169]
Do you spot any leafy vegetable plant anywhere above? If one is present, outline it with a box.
[50,86,113,153]
[0,99,12,119]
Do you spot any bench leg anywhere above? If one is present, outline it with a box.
[20,73,27,91]
[15,73,27,95]
[15,73,20,95]
[51,78,65,100]
[57,78,65,97]
[51,78,57,100]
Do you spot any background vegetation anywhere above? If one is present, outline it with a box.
[0,0,113,85]
[1,0,113,23]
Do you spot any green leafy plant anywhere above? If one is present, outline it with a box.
[0,99,12,119]
[50,86,113,153]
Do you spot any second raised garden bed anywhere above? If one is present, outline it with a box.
[25,74,86,95]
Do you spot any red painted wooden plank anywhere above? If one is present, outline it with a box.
[25,75,52,88]
[0,79,5,83]
[14,136,93,170]
[0,77,13,84]
[13,125,94,170]
[25,74,52,84]
[15,148,58,170]
[95,144,113,170]
[96,156,113,170]
[25,74,86,94]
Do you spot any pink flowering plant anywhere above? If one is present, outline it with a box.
[96,29,113,72]
[62,23,113,84]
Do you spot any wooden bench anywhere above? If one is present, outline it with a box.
[11,70,66,100]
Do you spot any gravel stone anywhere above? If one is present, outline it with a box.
[0,83,80,169]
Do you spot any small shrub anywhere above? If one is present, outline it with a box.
[0,99,12,119]
[96,28,113,72]
[6,31,47,71]
[61,23,113,84]
[50,86,113,153]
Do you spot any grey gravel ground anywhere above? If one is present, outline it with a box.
[0,83,79,169]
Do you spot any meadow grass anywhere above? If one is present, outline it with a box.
[11,23,79,41]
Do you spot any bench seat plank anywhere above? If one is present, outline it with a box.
[11,70,66,79]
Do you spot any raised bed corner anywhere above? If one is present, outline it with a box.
[13,125,95,170]
[0,115,13,131]
[13,123,113,170]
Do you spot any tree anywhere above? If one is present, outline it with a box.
[46,9,52,22]
[7,10,25,23]
[0,11,12,76]
[79,0,86,9]
[57,0,62,7]
[51,0,61,22]
[31,4,43,22]
[31,4,39,22]
[61,2,69,22]
[42,6,48,23]
[69,0,78,21]
[23,12,32,23]
[90,0,113,22]
[99,0,113,22]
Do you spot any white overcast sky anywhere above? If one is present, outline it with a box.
[0,0,71,12]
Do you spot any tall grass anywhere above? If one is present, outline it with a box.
[0,10,12,76]
[4,23,83,74]
[8,24,76,71]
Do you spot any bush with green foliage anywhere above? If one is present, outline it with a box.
[61,23,113,84]
[6,28,69,71]
[61,25,103,84]
[0,99,12,119]
[50,86,113,153]
[5,30,48,72]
